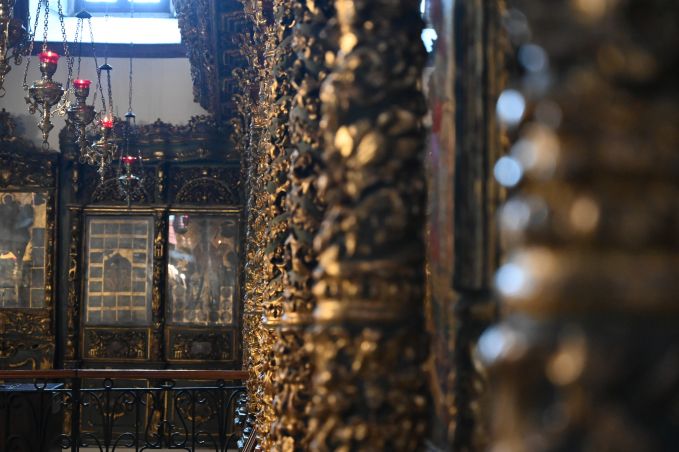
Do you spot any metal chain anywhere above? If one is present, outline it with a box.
[41,0,49,52]
[129,0,134,112]
[88,18,106,112]
[56,0,73,91]
[128,46,133,112]
[22,0,42,89]
[107,67,113,117]
[74,17,83,79]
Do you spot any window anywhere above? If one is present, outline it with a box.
[75,0,172,15]
[29,0,181,46]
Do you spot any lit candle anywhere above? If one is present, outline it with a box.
[101,117,114,129]
[122,155,136,165]
[39,51,60,65]
[73,79,92,89]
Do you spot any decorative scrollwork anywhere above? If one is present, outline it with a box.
[174,0,248,126]
[83,329,149,360]
[175,177,238,205]
[269,0,336,450]
[0,114,56,187]
[237,0,279,448]
[0,108,42,155]
[171,167,240,205]
[151,210,168,363]
[90,176,153,204]
[169,330,235,361]
[65,208,83,363]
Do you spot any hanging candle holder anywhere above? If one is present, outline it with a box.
[23,0,74,149]
[67,10,106,160]
[90,114,118,180]
[67,78,96,151]
[117,110,145,206]
[76,60,118,180]
[26,50,64,147]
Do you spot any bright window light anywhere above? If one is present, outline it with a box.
[75,0,171,15]
[30,0,180,44]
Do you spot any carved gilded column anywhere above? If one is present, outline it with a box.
[237,0,275,447]
[65,206,83,367]
[151,209,168,363]
[485,1,679,450]
[257,0,298,448]
[270,0,335,450]
[306,0,430,449]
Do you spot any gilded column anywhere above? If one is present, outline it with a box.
[306,0,430,449]
[270,0,335,450]
[65,206,83,366]
[259,0,298,448]
[237,0,275,447]
[151,209,168,363]
[485,1,679,450]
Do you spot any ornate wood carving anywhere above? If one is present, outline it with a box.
[270,0,335,449]
[170,167,240,205]
[305,0,430,449]
[253,0,299,448]
[0,311,51,337]
[151,209,168,363]
[237,0,275,447]
[0,112,56,189]
[89,171,155,205]
[167,329,235,362]
[174,0,216,112]
[174,0,248,125]
[0,108,42,155]
[0,125,57,370]
[65,207,83,364]
[83,328,149,360]
[60,115,234,162]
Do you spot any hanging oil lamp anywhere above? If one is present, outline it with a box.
[91,114,118,179]
[67,78,96,151]
[117,110,145,206]
[75,59,118,180]
[23,0,73,149]
[26,50,64,146]
[67,11,98,156]
[114,23,146,205]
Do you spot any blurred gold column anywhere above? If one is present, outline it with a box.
[305,0,431,449]
[485,1,679,450]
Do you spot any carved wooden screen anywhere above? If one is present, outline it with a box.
[0,148,57,370]
[56,114,242,368]
[80,212,155,363]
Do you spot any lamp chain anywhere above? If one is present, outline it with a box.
[22,0,42,89]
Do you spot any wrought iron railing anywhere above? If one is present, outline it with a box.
[0,369,248,452]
